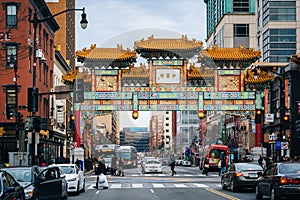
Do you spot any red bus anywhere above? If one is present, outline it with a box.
[199,144,229,172]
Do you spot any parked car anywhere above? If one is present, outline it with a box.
[50,164,85,195]
[142,159,162,174]
[255,162,300,200]
[221,162,263,192]
[4,166,68,200]
[0,169,25,200]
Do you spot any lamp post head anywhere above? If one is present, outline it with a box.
[80,8,88,29]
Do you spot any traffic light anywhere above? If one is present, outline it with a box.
[287,134,291,142]
[283,115,289,122]
[74,79,84,103]
[67,133,71,141]
[27,88,39,112]
[6,104,15,119]
[70,115,75,129]
[17,112,23,123]
[32,117,40,132]
[255,109,262,123]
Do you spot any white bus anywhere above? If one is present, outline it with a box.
[118,146,137,168]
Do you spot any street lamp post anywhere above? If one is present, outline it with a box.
[28,7,88,166]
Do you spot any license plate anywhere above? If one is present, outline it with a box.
[249,173,258,178]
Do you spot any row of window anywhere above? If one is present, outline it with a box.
[262,28,296,62]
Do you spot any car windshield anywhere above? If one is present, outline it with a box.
[104,158,112,163]
[59,166,75,174]
[146,160,160,164]
[6,168,32,182]
[236,164,263,171]
[279,163,300,174]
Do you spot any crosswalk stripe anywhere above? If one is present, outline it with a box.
[152,184,165,188]
[174,184,187,188]
[157,174,166,176]
[132,184,143,188]
[85,182,215,189]
[110,184,122,188]
[193,183,208,188]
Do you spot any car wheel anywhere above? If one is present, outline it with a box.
[271,188,279,200]
[221,178,227,190]
[230,180,237,192]
[255,185,262,200]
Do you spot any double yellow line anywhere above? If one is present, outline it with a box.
[205,188,240,200]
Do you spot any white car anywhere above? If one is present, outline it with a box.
[142,159,162,174]
[141,157,155,169]
[51,163,85,194]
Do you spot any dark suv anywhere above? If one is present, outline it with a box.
[4,166,68,200]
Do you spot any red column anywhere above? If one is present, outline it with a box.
[255,123,262,147]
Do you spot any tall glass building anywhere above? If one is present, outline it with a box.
[257,0,297,62]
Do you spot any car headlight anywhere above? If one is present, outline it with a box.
[68,177,77,182]
[25,188,34,198]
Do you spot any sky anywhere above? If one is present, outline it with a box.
[75,0,207,129]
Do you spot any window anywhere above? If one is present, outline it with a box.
[2,3,20,27]
[234,24,249,37]
[6,45,17,69]
[233,0,249,12]
[262,28,296,62]
[2,42,19,69]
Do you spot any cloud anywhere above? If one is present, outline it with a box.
[76,0,206,50]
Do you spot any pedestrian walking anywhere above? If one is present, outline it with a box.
[75,158,80,168]
[258,155,263,167]
[169,156,177,176]
[117,157,124,176]
[202,158,209,176]
[219,156,227,176]
[94,157,107,189]
[111,154,117,176]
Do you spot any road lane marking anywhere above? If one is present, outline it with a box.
[144,174,152,176]
[205,188,240,200]
[150,189,155,193]
[110,184,122,188]
[132,184,143,188]
[153,184,165,188]
[157,174,166,176]
[174,184,187,188]
[96,191,100,194]
[193,183,208,188]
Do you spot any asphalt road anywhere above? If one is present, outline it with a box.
[68,165,263,200]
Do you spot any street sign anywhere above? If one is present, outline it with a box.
[265,114,274,122]
[281,142,289,150]
[70,142,77,150]
[269,133,277,141]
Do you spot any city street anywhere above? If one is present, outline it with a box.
[68,166,258,200]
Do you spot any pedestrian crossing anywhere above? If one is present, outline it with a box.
[89,174,219,178]
[86,182,218,190]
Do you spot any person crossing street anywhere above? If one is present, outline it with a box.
[169,155,177,176]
